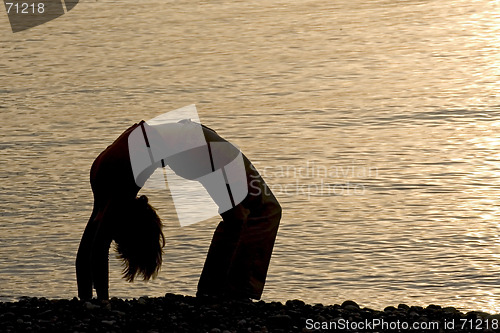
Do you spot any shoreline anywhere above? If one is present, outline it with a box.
[1,293,499,332]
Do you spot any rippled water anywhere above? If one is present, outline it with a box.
[1,0,500,313]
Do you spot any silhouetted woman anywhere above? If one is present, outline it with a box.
[76,121,281,300]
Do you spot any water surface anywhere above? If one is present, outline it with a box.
[1,0,500,313]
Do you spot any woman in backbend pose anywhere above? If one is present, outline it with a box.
[76,120,281,300]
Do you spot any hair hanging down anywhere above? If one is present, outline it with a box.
[113,195,165,282]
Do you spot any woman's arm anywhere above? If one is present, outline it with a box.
[90,217,113,300]
[75,207,98,300]
[75,208,113,300]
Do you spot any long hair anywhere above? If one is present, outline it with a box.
[113,195,165,282]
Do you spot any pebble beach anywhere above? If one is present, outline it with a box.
[2,294,500,333]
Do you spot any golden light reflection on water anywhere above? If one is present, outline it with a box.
[1,0,500,314]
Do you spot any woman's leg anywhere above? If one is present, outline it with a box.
[226,211,281,299]
[197,205,249,298]
[197,207,281,300]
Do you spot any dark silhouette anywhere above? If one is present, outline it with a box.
[76,121,281,300]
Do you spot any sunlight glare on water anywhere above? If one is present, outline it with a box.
[1,0,500,314]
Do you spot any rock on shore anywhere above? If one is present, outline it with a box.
[1,294,499,332]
